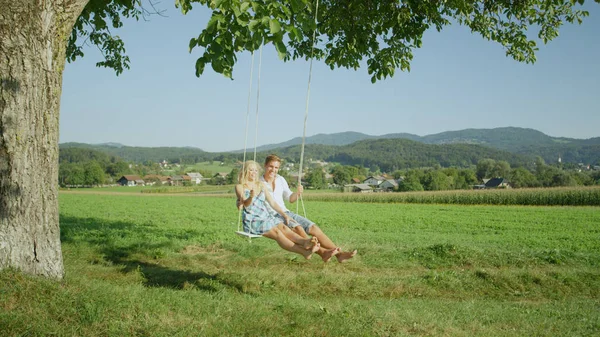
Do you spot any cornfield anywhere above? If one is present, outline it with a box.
[302,186,600,206]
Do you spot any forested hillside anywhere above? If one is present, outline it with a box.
[60,142,211,164]
[272,139,531,172]
[231,127,600,164]
[59,127,599,168]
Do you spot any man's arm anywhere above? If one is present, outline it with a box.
[283,177,303,204]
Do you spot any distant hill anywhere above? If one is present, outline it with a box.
[59,127,600,167]
[238,131,423,153]
[271,138,531,172]
[243,127,600,164]
[419,127,554,149]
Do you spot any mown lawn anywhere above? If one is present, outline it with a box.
[1,193,599,336]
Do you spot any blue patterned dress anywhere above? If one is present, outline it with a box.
[242,188,281,235]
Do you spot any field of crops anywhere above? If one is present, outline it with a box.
[86,185,600,206]
[1,192,599,336]
[306,186,600,206]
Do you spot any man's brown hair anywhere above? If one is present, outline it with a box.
[264,154,282,166]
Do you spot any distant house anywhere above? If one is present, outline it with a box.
[168,175,191,186]
[363,176,385,187]
[351,177,361,184]
[282,163,295,171]
[343,183,373,193]
[117,175,143,187]
[484,177,511,189]
[379,179,400,191]
[186,172,203,184]
[143,175,168,186]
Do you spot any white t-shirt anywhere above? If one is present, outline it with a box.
[260,174,292,212]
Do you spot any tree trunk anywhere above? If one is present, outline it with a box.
[0,0,89,279]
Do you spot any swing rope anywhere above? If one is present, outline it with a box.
[236,0,319,237]
[252,46,263,163]
[236,45,265,238]
[296,0,319,218]
[237,48,257,234]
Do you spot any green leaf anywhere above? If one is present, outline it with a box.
[290,27,303,41]
[240,2,250,12]
[207,15,220,31]
[274,40,287,59]
[248,19,260,32]
[188,37,197,52]
[212,0,225,9]
[269,19,281,34]
[195,58,206,77]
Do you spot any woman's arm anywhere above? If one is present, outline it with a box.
[263,183,291,224]
[235,184,254,208]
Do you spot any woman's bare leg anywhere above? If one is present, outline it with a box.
[263,227,317,259]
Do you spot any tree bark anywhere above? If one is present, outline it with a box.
[0,0,89,279]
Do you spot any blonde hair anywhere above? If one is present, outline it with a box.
[238,161,262,193]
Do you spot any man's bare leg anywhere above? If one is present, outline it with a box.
[295,224,356,263]
[293,226,339,262]
[309,225,356,263]
[308,225,336,249]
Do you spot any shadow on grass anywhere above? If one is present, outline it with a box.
[60,215,244,292]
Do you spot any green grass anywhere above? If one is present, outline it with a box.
[60,184,236,195]
[1,193,599,336]
[141,184,235,194]
[60,185,152,193]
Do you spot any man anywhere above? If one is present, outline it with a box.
[259,154,357,263]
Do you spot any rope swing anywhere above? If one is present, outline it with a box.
[296,0,319,218]
[236,0,320,239]
[236,46,265,239]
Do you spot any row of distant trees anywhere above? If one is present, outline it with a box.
[302,158,600,191]
[58,147,600,190]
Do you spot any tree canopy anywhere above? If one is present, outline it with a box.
[69,0,594,83]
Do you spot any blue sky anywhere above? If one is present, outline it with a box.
[60,2,600,152]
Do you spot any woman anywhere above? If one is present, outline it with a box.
[236,160,320,259]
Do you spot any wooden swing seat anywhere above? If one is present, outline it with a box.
[235,230,263,239]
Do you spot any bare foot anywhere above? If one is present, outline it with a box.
[303,243,321,259]
[319,247,341,262]
[302,236,319,250]
[336,250,357,263]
